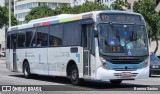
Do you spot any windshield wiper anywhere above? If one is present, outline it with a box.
[132,23,137,41]
[108,22,120,41]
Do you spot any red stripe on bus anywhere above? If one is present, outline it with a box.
[42,22,50,26]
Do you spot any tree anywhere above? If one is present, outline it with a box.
[25,6,53,22]
[25,1,109,22]
[111,0,129,10]
[0,6,18,28]
[0,6,7,28]
[77,1,108,13]
[133,0,160,54]
[53,1,108,15]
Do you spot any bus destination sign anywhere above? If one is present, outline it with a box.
[100,13,142,23]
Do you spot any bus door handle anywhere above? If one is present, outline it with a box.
[70,47,78,53]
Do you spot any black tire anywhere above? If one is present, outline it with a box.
[70,64,83,85]
[23,62,31,79]
[110,80,122,85]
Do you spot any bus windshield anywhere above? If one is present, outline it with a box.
[98,23,148,56]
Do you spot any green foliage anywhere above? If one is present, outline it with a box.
[25,6,54,22]
[133,0,160,53]
[0,6,7,28]
[25,1,109,22]
[76,1,108,13]
[0,6,18,28]
[111,0,129,10]
[133,0,159,38]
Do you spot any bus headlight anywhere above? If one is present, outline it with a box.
[143,58,149,68]
[100,56,108,69]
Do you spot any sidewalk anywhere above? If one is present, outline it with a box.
[0,57,6,63]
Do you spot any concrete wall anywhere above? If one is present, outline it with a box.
[149,40,160,56]
[0,28,6,50]
[0,0,5,50]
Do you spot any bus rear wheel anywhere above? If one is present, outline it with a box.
[110,80,122,85]
[70,64,82,85]
[23,62,31,79]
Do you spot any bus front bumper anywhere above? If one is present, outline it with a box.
[96,67,149,81]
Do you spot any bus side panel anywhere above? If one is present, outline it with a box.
[6,49,13,71]
[25,49,37,74]
[34,48,48,75]
[90,54,96,79]
[48,47,83,77]
[17,48,48,75]
[16,49,28,73]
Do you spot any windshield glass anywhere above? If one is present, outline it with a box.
[98,23,148,56]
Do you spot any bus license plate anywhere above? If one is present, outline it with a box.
[122,72,131,77]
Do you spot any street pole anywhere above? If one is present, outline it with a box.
[9,0,11,27]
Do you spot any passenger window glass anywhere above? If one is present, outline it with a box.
[26,29,33,47]
[26,28,36,47]
[49,24,63,46]
[18,30,26,48]
[63,22,80,46]
[37,26,49,47]
[7,35,11,49]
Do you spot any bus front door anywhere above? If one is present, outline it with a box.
[12,34,17,71]
[82,24,92,76]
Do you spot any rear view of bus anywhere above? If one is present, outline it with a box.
[96,11,149,84]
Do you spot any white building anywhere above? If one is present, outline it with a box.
[0,0,5,6]
[14,0,70,24]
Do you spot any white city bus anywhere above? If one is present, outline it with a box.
[6,10,149,85]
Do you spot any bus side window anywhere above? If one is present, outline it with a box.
[17,31,26,48]
[11,34,17,49]
[36,26,49,47]
[7,35,11,49]
[49,24,63,46]
[27,28,36,47]
[63,21,80,46]
[81,25,87,48]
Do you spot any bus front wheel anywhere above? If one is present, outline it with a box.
[110,80,122,85]
[70,64,82,85]
[23,62,31,79]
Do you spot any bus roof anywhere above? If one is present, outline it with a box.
[8,10,142,32]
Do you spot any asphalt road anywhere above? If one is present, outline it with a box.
[0,58,159,94]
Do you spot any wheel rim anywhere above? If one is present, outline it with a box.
[71,69,78,81]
